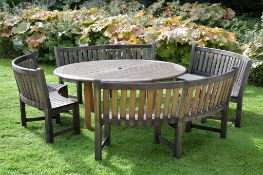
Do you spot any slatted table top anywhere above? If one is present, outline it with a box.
[54,60,186,82]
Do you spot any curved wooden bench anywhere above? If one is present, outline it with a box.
[178,46,252,127]
[12,54,80,143]
[93,68,237,160]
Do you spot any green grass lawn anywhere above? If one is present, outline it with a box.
[0,58,262,175]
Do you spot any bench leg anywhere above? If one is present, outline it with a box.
[95,123,102,160]
[73,104,80,134]
[20,99,27,127]
[77,82,83,104]
[154,125,161,144]
[45,111,54,144]
[175,121,183,158]
[220,108,228,139]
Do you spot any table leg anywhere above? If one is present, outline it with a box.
[90,87,94,113]
[84,82,94,129]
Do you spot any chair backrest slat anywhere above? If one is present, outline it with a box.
[171,89,179,116]
[185,87,194,115]
[209,81,218,108]
[138,90,146,119]
[197,84,207,113]
[189,46,252,98]
[111,90,118,119]
[155,89,163,118]
[163,89,172,118]
[204,82,213,110]
[120,90,127,119]
[129,90,137,120]
[103,89,110,119]
[94,68,237,125]
[146,90,155,119]
[192,86,201,114]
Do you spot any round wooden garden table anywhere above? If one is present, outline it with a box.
[54,59,186,128]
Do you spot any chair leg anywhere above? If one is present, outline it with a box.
[154,125,161,144]
[20,99,27,127]
[104,123,111,146]
[95,123,102,160]
[175,121,183,159]
[185,121,192,132]
[220,107,228,139]
[55,114,61,124]
[73,104,80,134]
[45,112,54,144]
[235,100,242,128]
[77,82,83,104]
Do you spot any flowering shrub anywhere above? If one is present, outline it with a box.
[249,61,263,86]
[0,4,240,64]
[147,1,236,28]
[246,13,263,61]
[245,13,263,86]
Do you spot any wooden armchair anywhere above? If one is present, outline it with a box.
[178,46,252,127]
[54,44,156,104]
[12,54,80,143]
[93,68,237,160]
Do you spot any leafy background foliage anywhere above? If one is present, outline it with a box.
[0,1,239,64]
[0,0,262,86]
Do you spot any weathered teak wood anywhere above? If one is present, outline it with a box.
[138,90,146,119]
[55,44,157,128]
[129,90,136,120]
[54,60,186,82]
[84,82,93,129]
[120,90,127,119]
[54,59,186,129]
[179,45,252,127]
[12,54,80,143]
[54,44,157,104]
[93,68,237,160]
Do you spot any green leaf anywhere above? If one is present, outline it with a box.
[61,40,74,47]
[11,22,30,34]
[95,36,109,45]
[181,52,190,65]
[157,44,177,59]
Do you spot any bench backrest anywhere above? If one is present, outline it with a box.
[12,54,50,109]
[94,69,237,126]
[189,46,252,98]
[55,44,156,67]
[13,53,38,69]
